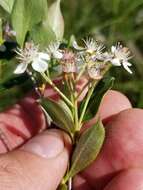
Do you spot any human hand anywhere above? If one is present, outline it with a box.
[0,83,72,190]
[0,85,143,190]
[74,90,143,190]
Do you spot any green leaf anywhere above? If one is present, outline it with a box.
[68,120,105,178]
[41,106,52,126]
[0,18,3,43]
[47,0,64,40]
[58,184,68,190]
[30,22,56,49]
[79,77,115,122]
[11,0,48,46]
[0,78,33,112]
[41,98,74,135]
[58,100,73,120]
[0,0,15,13]
[0,6,8,19]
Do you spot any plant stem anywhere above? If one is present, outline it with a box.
[41,73,73,108]
[68,75,79,132]
[79,81,97,126]
[74,96,79,131]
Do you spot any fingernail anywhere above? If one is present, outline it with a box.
[21,129,65,158]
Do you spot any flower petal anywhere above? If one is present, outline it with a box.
[123,62,133,74]
[111,46,116,53]
[32,60,48,73]
[53,51,63,59]
[111,58,121,66]
[39,52,50,61]
[73,41,85,51]
[14,63,28,74]
[125,61,132,66]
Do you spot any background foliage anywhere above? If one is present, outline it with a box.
[0,0,143,108]
[57,0,143,108]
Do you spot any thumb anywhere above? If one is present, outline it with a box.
[0,129,71,190]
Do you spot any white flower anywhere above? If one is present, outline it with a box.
[111,43,133,74]
[73,38,104,55]
[83,38,105,55]
[47,42,63,59]
[73,38,105,64]
[14,42,50,74]
[31,52,50,73]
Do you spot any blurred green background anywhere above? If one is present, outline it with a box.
[52,0,143,107]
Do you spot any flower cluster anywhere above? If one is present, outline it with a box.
[13,39,133,190]
[14,38,133,79]
[73,39,133,79]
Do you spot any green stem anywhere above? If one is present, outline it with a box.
[41,73,73,108]
[74,96,79,131]
[69,76,79,132]
[62,173,69,186]
[79,81,97,126]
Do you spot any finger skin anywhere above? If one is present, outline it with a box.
[99,90,132,122]
[84,90,132,128]
[104,168,143,190]
[73,174,91,190]
[0,130,71,190]
[81,108,143,190]
[0,96,46,153]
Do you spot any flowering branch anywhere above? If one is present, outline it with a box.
[13,37,133,190]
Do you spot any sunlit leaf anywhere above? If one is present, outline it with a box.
[41,98,74,135]
[11,0,48,46]
[0,0,15,13]
[30,22,56,49]
[68,120,105,178]
[47,0,64,40]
